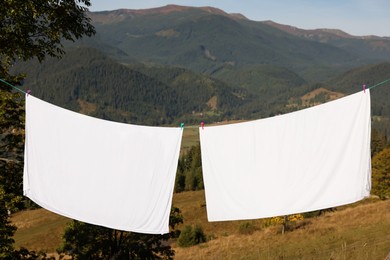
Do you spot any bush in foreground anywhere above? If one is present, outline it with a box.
[177,224,207,247]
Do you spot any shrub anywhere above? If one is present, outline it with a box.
[177,224,207,247]
[372,148,390,199]
[238,222,256,235]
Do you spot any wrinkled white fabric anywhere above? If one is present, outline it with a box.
[24,95,182,234]
[200,90,371,222]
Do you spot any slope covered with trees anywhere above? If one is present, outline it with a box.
[85,5,390,84]
[14,48,390,132]
[323,62,390,132]
[14,47,245,125]
[87,7,360,80]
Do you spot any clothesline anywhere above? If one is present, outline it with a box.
[1,77,390,130]
[0,78,29,95]
[2,77,390,95]
[368,78,390,90]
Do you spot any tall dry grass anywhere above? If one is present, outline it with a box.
[11,191,390,259]
[11,208,71,252]
[173,196,390,259]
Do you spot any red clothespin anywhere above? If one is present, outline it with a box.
[201,121,205,130]
[26,89,31,96]
[363,84,366,93]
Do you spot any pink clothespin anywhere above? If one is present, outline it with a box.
[27,89,31,96]
[201,121,205,130]
[363,84,366,93]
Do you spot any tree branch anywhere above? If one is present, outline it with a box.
[0,157,22,163]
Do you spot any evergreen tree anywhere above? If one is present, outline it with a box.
[177,224,207,248]
[371,129,388,157]
[372,148,390,199]
[175,144,204,192]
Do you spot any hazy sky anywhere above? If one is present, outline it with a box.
[88,0,389,37]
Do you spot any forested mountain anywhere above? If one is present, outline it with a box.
[82,5,390,83]
[85,6,356,82]
[324,63,390,132]
[10,46,319,125]
[13,5,390,131]
[14,47,245,125]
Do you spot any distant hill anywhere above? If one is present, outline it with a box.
[13,5,390,132]
[81,5,390,84]
[14,47,245,125]
[12,46,313,123]
[211,64,307,95]
[83,5,367,82]
[264,21,390,61]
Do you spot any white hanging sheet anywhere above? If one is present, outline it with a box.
[200,90,371,222]
[24,95,183,234]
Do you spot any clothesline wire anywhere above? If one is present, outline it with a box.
[368,77,390,90]
[2,77,390,96]
[0,78,28,95]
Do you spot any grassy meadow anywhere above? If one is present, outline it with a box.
[11,192,390,259]
[172,192,390,259]
[180,121,245,152]
[181,126,200,153]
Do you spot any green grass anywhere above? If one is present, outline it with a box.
[181,127,200,154]
[180,121,245,154]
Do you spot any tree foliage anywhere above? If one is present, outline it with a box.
[372,148,390,199]
[58,207,183,259]
[0,0,95,257]
[177,224,207,248]
[0,187,16,258]
[0,0,95,80]
[175,144,204,192]
[371,129,389,157]
[0,90,25,210]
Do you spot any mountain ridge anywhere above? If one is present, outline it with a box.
[14,5,390,132]
[263,20,389,40]
[84,5,390,84]
[90,5,388,38]
[89,5,246,25]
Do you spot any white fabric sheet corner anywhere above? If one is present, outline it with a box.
[200,90,371,222]
[23,95,183,234]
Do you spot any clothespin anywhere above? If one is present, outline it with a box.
[201,121,205,130]
[26,89,31,96]
[363,84,366,93]
[180,123,184,130]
